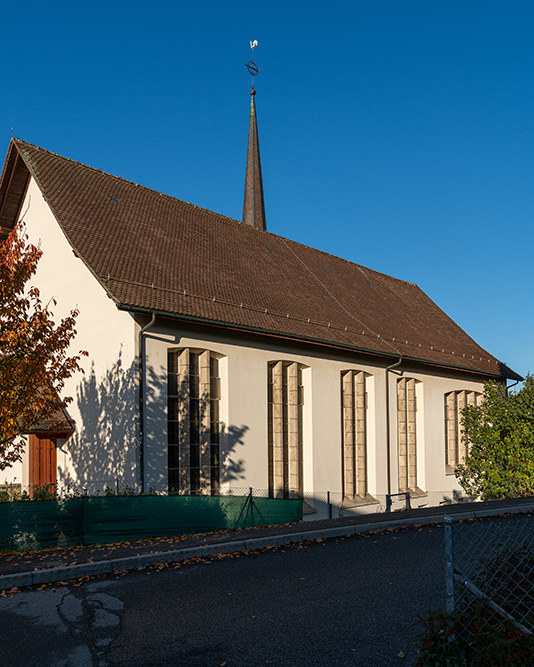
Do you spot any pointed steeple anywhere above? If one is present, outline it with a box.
[243,41,266,231]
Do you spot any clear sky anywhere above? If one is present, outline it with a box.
[2,1,532,381]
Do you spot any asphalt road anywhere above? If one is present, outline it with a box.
[0,525,445,667]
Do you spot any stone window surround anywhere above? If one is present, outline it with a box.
[444,390,481,475]
[167,347,222,495]
[341,370,377,507]
[267,360,304,499]
[397,377,425,495]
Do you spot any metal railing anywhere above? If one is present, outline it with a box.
[444,513,534,638]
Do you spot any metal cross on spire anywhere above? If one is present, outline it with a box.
[245,40,260,90]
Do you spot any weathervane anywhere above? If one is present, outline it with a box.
[245,40,260,90]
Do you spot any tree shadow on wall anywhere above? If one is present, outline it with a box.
[59,352,248,495]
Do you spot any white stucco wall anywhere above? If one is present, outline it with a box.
[15,178,140,493]
[143,320,487,514]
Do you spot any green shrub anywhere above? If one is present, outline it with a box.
[456,375,534,500]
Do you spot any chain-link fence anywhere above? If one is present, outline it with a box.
[224,487,392,520]
[445,513,534,639]
[1,480,460,521]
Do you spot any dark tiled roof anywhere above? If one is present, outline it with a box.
[24,407,75,436]
[0,139,521,380]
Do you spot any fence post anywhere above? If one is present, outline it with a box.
[116,477,120,495]
[327,491,332,519]
[444,516,455,615]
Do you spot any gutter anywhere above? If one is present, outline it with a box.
[138,312,157,493]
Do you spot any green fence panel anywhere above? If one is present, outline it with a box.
[82,495,303,545]
[231,496,302,529]
[0,499,83,551]
[83,495,231,544]
[0,495,303,549]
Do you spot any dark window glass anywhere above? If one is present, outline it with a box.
[190,376,200,399]
[168,397,179,421]
[168,373,178,396]
[168,422,179,444]
[190,444,200,468]
[211,467,220,495]
[190,399,200,443]
[190,468,200,494]
[168,445,180,469]
[190,352,199,377]
[168,468,180,493]
[168,350,178,374]
[210,445,220,467]
[210,423,219,444]
[210,377,221,399]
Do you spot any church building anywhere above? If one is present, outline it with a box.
[0,66,521,515]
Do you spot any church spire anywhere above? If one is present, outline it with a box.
[243,40,266,231]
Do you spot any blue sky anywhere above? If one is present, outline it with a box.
[2,1,532,381]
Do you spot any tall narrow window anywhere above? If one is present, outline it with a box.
[210,356,221,494]
[341,370,368,500]
[268,361,303,498]
[167,349,221,494]
[398,377,418,492]
[445,390,481,471]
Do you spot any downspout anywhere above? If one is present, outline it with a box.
[506,378,520,396]
[385,356,403,497]
[138,312,157,493]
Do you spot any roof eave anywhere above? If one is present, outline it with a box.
[117,303,521,381]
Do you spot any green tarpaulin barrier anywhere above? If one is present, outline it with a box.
[0,495,302,551]
[0,499,84,551]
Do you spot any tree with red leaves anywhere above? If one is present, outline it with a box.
[0,223,87,470]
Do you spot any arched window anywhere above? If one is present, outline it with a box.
[168,348,221,495]
[267,361,304,499]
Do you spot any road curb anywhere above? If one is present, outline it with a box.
[2,502,533,590]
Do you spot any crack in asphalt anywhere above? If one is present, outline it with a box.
[1,583,125,666]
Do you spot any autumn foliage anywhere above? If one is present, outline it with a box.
[0,223,86,469]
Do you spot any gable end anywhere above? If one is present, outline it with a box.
[0,141,31,239]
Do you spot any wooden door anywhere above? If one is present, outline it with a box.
[29,435,57,489]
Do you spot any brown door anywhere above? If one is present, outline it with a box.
[29,435,57,490]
